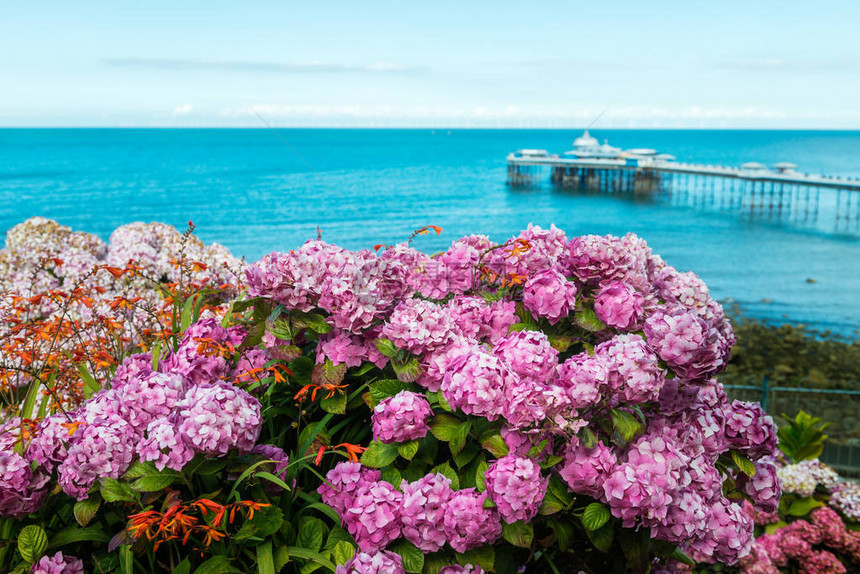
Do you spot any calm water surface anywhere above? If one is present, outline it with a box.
[2,129,859,334]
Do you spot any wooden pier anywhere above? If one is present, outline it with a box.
[507,154,860,234]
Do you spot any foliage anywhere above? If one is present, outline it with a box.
[777,411,830,463]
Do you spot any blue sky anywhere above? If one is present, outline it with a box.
[2,1,859,128]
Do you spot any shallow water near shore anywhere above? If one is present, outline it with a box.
[2,128,859,335]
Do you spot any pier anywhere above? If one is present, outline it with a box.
[507,133,860,234]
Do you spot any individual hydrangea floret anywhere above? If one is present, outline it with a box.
[443,489,503,553]
[31,551,85,574]
[593,281,644,331]
[343,481,403,552]
[400,473,454,552]
[335,551,405,574]
[522,268,577,324]
[372,391,433,444]
[319,461,383,516]
[484,454,548,523]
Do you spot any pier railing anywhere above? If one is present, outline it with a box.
[506,154,860,235]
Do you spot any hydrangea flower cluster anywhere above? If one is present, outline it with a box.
[321,463,502,555]
[739,507,860,574]
[777,459,840,497]
[6,318,264,505]
[245,225,778,566]
[372,391,433,444]
[830,481,860,521]
[30,551,85,574]
[335,551,404,574]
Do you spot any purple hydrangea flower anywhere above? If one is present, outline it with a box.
[555,353,609,410]
[522,269,577,325]
[343,481,403,552]
[58,418,137,500]
[644,308,731,381]
[723,400,778,460]
[593,281,644,331]
[372,391,433,444]
[28,414,72,471]
[443,489,502,553]
[596,334,665,404]
[114,372,186,433]
[31,551,84,574]
[492,330,559,383]
[319,461,382,515]
[400,473,454,552]
[484,454,548,523]
[439,566,485,574]
[736,459,780,514]
[138,417,196,471]
[559,441,616,498]
[0,451,50,517]
[335,551,405,574]
[381,298,458,354]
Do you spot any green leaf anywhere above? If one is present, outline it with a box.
[18,525,48,563]
[257,541,276,574]
[131,473,176,493]
[361,441,400,468]
[581,502,611,532]
[194,555,242,574]
[381,466,403,488]
[266,316,293,341]
[457,546,495,572]
[764,520,788,535]
[392,539,425,573]
[574,306,607,332]
[284,547,337,572]
[195,458,229,477]
[475,459,489,492]
[586,523,615,552]
[548,475,574,507]
[429,413,463,442]
[430,462,460,490]
[452,441,479,469]
[788,496,825,517]
[436,391,453,412]
[539,455,564,470]
[297,517,327,553]
[123,460,158,479]
[392,357,422,383]
[397,440,419,461]
[671,547,696,566]
[332,540,355,565]
[73,496,101,527]
[100,477,136,503]
[449,421,472,455]
[235,506,285,541]
[422,553,453,574]
[256,471,292,492]
[538,490,565,516]
[731,450,757,477]
[294,312,333,334]
[548,518,574,552]
[174,559,192,574]
[312,360,347,388]
[76,364,101,400]
[275,546,291,572]
[481,433,509,458]
[578,426,598,450]
[373,338,399,358]
[320,390,347,415]
[48,525,110,549]
[501,520,534,548]
[609,408,643,442]
[119,544,134,574]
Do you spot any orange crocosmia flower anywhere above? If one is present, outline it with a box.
[199,525,227,547]
[237,500,269,521]
[61,420,83,437]
[428,225,443,235]
[335,443,367,463]
[315,445,326,466]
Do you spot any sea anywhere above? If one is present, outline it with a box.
[2,128,859,336]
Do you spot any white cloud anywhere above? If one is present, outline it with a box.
[103,57,419,74]
[172,104,193,116]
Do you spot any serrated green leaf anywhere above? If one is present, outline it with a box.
[294,312,333,334]
[429,413,462,442]
[274,546,290,571]
[100,477,136,503]
[369,380,415,407]
[578,426,598,449]
[574,306,607,332]
[449,421,472,455]
[18,525,48,563]
[297,517,327,553]
[539,455,564,469]
[731,450,757,477]
[361,440,399,468]
[581,502,611,532]
[122,460,158,479]
[266,316,293,341]
[436,391,453,412]
[381,466,403,487]
[501,520,534,548]
[475,459,489,492]
[397,440,419,461]
[194,555,242,574]
[430,462,460,490]
[788,496,824,517]
[548,518,574,552]
[586,523,614,552]
[452,441,479,469]
[320,390,347,415]
[392,539,424,573]
[73,496,101,527]
[131,473,176,493]
[481,433,509,458]
[457,546,495,571]
[373,338,399,358]
[609,408,642,443]
[312,359,347,388]
[393,357,422,383]
[538,490,565,515]
[548,475,574,507]
[332,540,355,565]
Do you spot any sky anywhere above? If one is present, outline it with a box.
[2,1,859,128]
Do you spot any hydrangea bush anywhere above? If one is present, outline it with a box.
[0,221,784,573]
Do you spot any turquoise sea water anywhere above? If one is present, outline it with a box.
[2,129,859,334]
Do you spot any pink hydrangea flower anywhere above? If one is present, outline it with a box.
[31,551,84,574]
[723,400,778,459]
[443,489,503,553]
[138,417,196,471]
[736,459,780,513]
[644,308,731,382]
[114,372,186,433]
[400,473,454,552]
[319,461,382,516]
[343,481,403,552]
[372,391,433,444]
[492,330,559,383]
[58,418,136,500]
[381,298,458,354]
[593,281,645,331]
[439,566,485,574]
[555,353,608,410]
[596,334,665,404]
[441,347,511,421]
[559,440,616,498]
[484,454,548,523]
[522,269,577,324]
[175,381,262,457]
[336,551,405,574]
